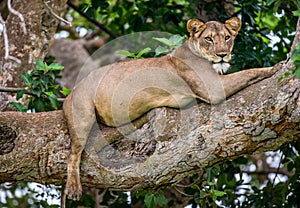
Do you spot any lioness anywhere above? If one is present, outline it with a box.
[63,17,275,201]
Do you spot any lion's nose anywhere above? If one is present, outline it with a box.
[217,53,227,58]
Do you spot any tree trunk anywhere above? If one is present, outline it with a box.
[0,0,67,110]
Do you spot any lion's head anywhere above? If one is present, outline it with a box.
[187,17,242,74]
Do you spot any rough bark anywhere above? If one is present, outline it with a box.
[0,57,299,190]
[0,0,67,110]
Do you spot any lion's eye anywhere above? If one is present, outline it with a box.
[205,37,213,42]
[225,36,231,41]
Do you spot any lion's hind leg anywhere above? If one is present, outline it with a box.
[63,93,96,201]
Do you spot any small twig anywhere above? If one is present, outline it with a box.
[272,153,285,186]
[0,15,9,59]
[57,97,65,102]
[44,0,72,27]
[107,190,119,205]
[269,152,285,201]
[175,171,204,188]
[67,0,118,39]
[0,86,25,93]
[7,0,27,34]
[0,14,21,63]
[174,186,194,197]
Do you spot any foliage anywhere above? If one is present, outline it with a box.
[117,47,152,59]
[0,183,60,208]
[279,42,300,81]
[134,190,168,208]
[68,0,297,71]
[9,60,69,112]
[193,181,227,207]
[224,0,297,72]
[116,34,185,58]
[66,190,131,208]
[153,34,186,56]
[71,0,197,36]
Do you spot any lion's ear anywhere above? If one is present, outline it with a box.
[225,17,242,36]
[187,19,206,38]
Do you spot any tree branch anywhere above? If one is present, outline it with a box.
[44,0,72,27]
[66,0,118,39]
[0,13,21,63]
[7,0,27,34]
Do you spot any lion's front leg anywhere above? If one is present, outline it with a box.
[221,66,276,98]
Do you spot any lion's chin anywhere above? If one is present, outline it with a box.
[212,62,230,75]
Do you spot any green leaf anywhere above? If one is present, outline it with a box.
[134,190,148,198]
[48,72,56,81]
[292,9,300,17]
[136,47,151,58]
[116,50,136,58]
[86,7,96,18]
[45,92,58,109]
[266,0,277,5]
[156,192,167,206]
[36,59,46,70]
[49,96,58,109]
[291,52,300,62]
[92,0,109,9]
[22,73,33,86]
[32,88,42,97]
[153,37,172,47]
[144,192,156,208]
[60,87,71,96]
[278,71,293,82]
[9,102,27,112]
[16,90,26,100]
[48,63,64,71]
[155,45,170,56]
[211,190,226,201]
[191,184,200,190]
[295,67,300,79]
[168,34,185,48]
[78,3,89,11]
[153,34,185,49]
[143,191,167,208]
[31,97,49,112]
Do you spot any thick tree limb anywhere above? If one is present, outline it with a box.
[0,60,299,190]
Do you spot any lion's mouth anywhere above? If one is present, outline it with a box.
[212,61,231,75]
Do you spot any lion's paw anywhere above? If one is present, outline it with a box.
[65,177,82,201]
